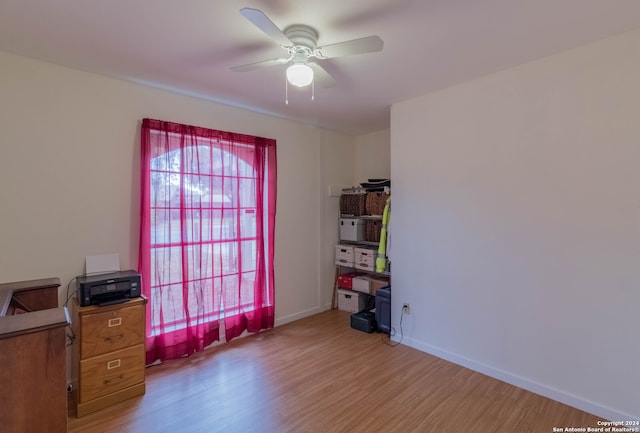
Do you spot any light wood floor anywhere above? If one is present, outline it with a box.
[68,310,600,433]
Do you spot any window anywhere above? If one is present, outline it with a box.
[139,119,276,364]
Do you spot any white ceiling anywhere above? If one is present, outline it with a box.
[1,1,640,135]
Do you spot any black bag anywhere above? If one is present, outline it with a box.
[350,310,377,333]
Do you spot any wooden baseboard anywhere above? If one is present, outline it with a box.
[76,383,145,418]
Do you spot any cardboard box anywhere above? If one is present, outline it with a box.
[351,276,371,294]
[354,247,377,271]
[335,244,354,266]
[337,272,361,289]
[337,289,366,313]
[352,276,388,295]
[370,278,389,294]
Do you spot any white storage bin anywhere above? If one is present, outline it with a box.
[335,244,355,266]
[339,218,364,242]
[337,289,367,313]
[354,247,377,271]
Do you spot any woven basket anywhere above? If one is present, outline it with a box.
[340,194,366,216]
[365,192,389,216]
[364,219,382,242]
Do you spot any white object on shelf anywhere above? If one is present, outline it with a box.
[352,276,371,294]
[352,276,389,296]
[354,247,376,271]
[339,218,364,242]
[335,244,355,266]
[337,288,367,313]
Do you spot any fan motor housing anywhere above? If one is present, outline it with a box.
[284,25,318,51]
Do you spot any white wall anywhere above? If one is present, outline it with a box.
[319,132,357,309]
[0,50,354,325]
[354,129,390,185]
[391,29,640,420]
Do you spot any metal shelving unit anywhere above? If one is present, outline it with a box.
[332,213,391,309]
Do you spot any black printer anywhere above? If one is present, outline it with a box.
[76,270,141,306]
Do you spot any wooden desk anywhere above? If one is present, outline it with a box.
[0,278,69,433]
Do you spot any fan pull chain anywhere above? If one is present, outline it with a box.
[311,80,315,101]
[285,76,289,105]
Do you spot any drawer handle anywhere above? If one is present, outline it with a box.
[104,334,124,343]
[108,317,122,327]
[107,359,121,370]
[103,374,124,385]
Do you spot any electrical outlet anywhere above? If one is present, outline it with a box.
[402,303,410,315]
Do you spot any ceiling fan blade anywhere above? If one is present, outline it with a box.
[231,57,290,72]
[310,63,336,88]
[239,8,292,47]
[316,35,383,59]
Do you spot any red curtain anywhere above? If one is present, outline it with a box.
[139,118,276,364]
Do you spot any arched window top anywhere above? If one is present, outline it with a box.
[150,143,255,176]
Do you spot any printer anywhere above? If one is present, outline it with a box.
[76,270,141,306]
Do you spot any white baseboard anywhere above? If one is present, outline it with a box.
[275,305,330,327]
[395,335,638,422]
[319,303,332,312]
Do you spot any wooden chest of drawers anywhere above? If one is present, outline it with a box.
[73,297,147,417]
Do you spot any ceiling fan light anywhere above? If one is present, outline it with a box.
[286,63,314,87]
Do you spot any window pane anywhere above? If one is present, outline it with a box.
[183,209,207,243]
[151,209,168,245]
[239,177,256,208]
[237,150,255,177]
[183,174,212,207]
[211,243,222,277]
[207,146,221,175]
[183,145,213,174]
[184,244,213,280]
[151,246,182,286]
[240,271,256,306]
[241,240,257,272]
[151,209,182,245]
[220,241,238,276]
[221,274,239,311]
[220,209,238,240]
[239,209,256,238]
[185,278,213,320]
[220,147,238,176]
[151,171,181,208]
[150,149,180,172]
[212,176,237,208]
[150,282,184,331]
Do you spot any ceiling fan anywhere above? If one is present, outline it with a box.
[231,8,384,90]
